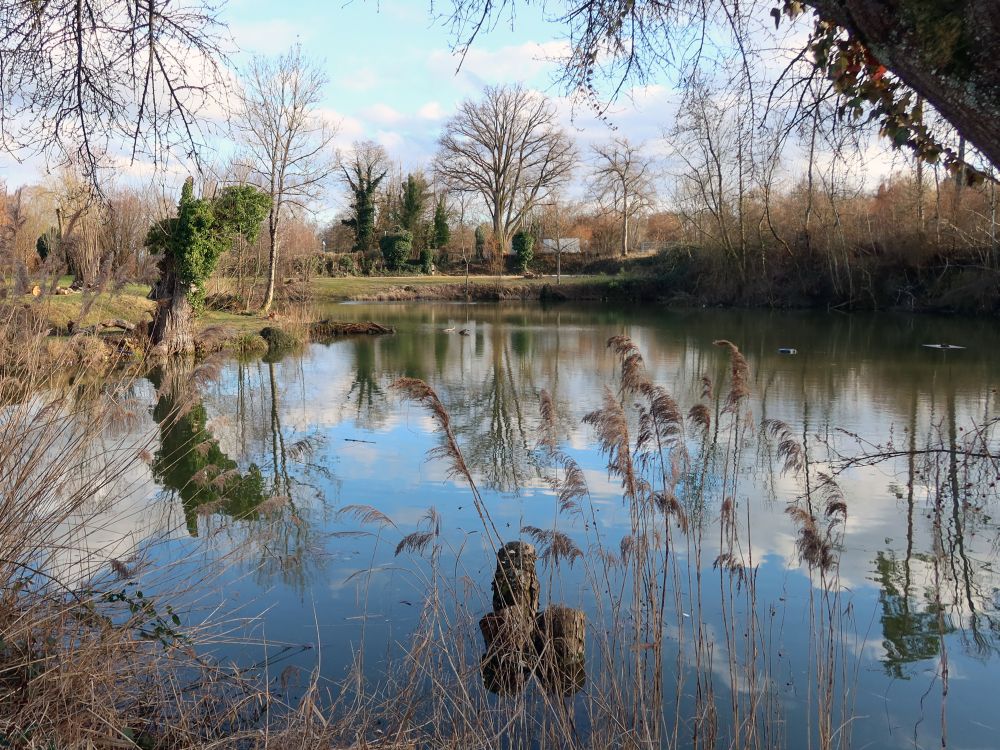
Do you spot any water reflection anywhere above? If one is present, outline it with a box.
[150,364,267,537]
[149,360,337,592]
[129,303,1000,747]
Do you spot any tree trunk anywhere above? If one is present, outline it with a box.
[807,0,1000,169]
[262,220,279,313]
[621,210,629,258]
[149,255,195,356]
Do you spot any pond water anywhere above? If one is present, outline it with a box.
[83,303,1000,748]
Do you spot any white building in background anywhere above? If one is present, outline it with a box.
[540,238,581,254]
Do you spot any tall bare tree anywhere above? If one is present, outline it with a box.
[0,0,224,188]
[590,138,656,258]
[238,46,337,313]
[434,85,577,256]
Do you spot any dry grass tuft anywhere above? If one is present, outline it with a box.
[520,525,584,567]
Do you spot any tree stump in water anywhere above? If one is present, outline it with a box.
[535,606,586,695]
[479,541,585,696]
[479,607,533,695]
[491,541,539,614]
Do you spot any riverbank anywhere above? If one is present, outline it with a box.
[11,254,1000,353]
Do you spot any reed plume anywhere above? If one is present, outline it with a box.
[713,339,750,411]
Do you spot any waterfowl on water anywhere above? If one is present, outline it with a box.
[458,329,470,336]
[777,347,797,355]
[443,327,456,333]
[922,343,965,350]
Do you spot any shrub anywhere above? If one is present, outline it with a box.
[380,230,412,271]
[513,231,535,274]
[420,247,434,274]
[338,254,358,276]
[259,326,301,359]
[227,331,269,356]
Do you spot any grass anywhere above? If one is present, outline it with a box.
[12,272,618,350]
[21,282,154,333]
[309,273,608,302]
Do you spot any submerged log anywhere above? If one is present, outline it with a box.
[309,320,395,338]
[70,318,137,335]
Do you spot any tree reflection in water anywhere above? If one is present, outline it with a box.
[150,360,332,591]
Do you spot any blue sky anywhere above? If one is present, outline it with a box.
[1,0,676,194]
[223,0,674,173]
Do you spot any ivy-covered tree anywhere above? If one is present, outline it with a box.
[146,177,270,355]
[213,185,274,251]
[512,230,535,273]
[341,141,388,253]
[431,195,450,250]
[398,173,428,234]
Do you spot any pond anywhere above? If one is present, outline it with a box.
[75,303,1000,748]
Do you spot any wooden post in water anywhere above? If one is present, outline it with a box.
[491,541,540,614]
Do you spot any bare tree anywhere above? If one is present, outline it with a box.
[238,46,337,313]
[434,85,577,257]
[0,0,225,188]
[590,138,656,257]
[442,0,1000,173]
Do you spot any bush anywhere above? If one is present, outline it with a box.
[259,326,301,359]
[338,254,358,276]
[380,231,413,271]
[419,248,434,274]
[512,231,535,274]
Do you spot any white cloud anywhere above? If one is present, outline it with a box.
[228,19,306,55]
[417,101,446,121]
[363,103,405,126]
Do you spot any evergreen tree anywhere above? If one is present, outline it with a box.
[431,195,450,249]
[35,227,58,261]
[398,173,428,233]
[474,225,486,259]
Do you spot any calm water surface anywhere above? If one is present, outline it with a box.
[86,304,1000,748]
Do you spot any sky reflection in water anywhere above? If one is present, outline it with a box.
[124,304,1000,748]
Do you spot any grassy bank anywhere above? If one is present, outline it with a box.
[14,254,1000,350]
